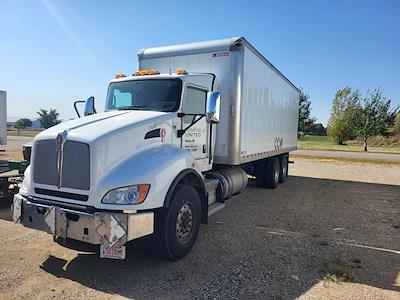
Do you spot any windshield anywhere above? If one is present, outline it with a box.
[105,79,182,112]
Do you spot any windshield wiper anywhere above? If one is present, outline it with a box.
[117,105,149,110]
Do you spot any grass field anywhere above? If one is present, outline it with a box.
[298,135,400,154]
[7,130,41,137]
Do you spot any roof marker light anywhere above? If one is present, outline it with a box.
[134,69,159,76]
[115,73,126,79]
[148,69,159,75]
[176,69,187,75]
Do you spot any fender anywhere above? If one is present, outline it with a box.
[94,143,201,211]
[164,168,208,224]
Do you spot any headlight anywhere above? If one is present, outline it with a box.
[102,184,150,205]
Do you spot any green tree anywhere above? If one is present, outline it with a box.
[298,89,316,133]
[37,108,61,129]
[327,87,361,144]
[356,89,398,151]
[309,123,327,136]
[14,118,32,133]
[393,112,400,135]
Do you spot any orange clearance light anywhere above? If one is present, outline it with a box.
[148,69,159,75]
[133,70,148,76]
[135,184,150,204]
[176,69,187,75]
[115,73,126,79]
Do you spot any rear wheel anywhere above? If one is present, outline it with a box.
[156,184,201,260]
[255,160,266,188]
[255,157,280,189]
[265,157,280,189]
[279,155,288,183]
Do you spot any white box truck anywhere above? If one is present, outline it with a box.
[0,91,6,145]
[13,37,299,260]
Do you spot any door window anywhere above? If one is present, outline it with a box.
[182,86,207,124]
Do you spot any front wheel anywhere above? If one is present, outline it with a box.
[156,184,201,260]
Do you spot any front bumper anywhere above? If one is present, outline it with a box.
[12,194,154,247]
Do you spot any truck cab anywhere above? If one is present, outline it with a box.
[108,71,216,172]
[13,70,225,260]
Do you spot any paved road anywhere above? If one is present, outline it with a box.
[0,136,33,152]
[292,149,400,161]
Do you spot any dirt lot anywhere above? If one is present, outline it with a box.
[0,158,399,299]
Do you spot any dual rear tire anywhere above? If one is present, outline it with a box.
[256,155,288,189]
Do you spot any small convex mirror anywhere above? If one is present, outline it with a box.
[84,96,96,116]
[206,92,221,124]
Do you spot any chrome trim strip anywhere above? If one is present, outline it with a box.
[56,131,68,189]
[239,147,297,164]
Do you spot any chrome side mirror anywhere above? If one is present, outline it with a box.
[84,96,96,116]
[206,92,220,124]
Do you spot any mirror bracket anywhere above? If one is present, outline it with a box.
[73,100,86,118]
[177,114,205,138]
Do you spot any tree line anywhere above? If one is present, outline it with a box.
[14,108,61,132]
[298,87,399,151]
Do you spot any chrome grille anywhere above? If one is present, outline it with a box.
[33,140,90,190]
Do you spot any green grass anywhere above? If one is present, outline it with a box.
[7,130,42,137]
[298,135,400,154]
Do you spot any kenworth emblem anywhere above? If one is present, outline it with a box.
[56,130,68,188]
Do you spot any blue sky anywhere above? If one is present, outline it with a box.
[0,0,399,125]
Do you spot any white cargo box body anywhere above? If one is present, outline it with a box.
[0,90,6,145]
[139,37,299,165]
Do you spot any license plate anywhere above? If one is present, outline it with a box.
[100,244,126,260]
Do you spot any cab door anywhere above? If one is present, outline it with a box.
[180,85,209,164]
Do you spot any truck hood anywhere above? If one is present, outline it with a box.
[31,110,175,195]
[35,110,173,143]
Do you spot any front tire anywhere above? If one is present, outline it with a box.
[156,184,201,260]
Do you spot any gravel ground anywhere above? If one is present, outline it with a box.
[0,136,32,152]
[0,158,399,299]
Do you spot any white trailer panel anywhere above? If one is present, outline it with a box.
[0,91,6,145]
[139,37,299,165]
[240,47,299,162]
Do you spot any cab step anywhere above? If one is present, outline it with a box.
[204,177,220,205]
[208,202,225,216]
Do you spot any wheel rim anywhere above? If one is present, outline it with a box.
[176,203,194,243]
